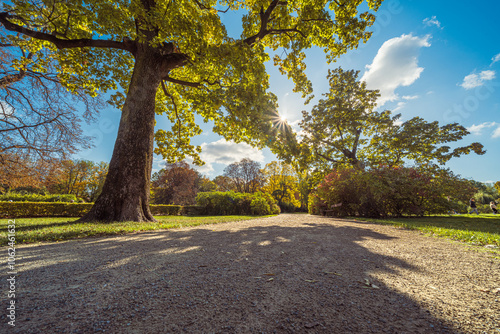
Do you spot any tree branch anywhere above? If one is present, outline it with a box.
[243,0,284,46]
[164,75,201,88]
[193,0,230,13]
[0,12,135,54]
[161,81,182,142]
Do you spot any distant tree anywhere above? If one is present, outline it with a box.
[261,161,300,208]
[197,176,217,193]
[223,158,263,193]
[151,161,199,205]
[495,181,500,194]
[0,153,53,192]
[300,68,485,170]
[87,162,109,202]
[47,160,108,201]
[213,175,237,192]
[300,68,393,169]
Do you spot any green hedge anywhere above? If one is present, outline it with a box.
[0,202,93,218]
[0,193,80,202]
[0,202,194,218]
[196,191,280,216]
[149,204,182,216]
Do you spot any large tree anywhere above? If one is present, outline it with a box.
[300,68,485,170]
[1,0,382,222]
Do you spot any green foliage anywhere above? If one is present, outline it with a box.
[0,192,79,202]
[310,165,478,217]
[1,0,383,165]
[250,197,271,215]
[297,68,485,171]
[261,161,301,209]
[149,205,183,216]
[196,191,279,216]
[0,202,93,218]
[300,68,390,168]
[0,202,191,218]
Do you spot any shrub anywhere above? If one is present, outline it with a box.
[196,191,279,215]
[279,201,298,213]
[310,165,476,217]
[250,197,270,215]
[149,205,183,216]
[1,202,190,218]
[0,202,93,218]
[0,192,79,203]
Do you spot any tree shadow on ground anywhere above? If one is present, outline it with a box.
[5,215,463,333]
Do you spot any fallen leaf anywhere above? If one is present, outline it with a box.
[263,273,275,276]
[304,279,318,283]
[492,288,500,294]
[267,278,274,281]
[478,288,490,293]
[428,285,437,290]
[359,279,379,289]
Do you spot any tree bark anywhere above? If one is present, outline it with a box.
[79,48,163,222]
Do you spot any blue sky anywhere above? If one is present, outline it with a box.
[78,0,500,183]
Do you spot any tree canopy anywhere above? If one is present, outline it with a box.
[298,68,485,170]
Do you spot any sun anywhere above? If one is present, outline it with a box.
[279,115,287,123]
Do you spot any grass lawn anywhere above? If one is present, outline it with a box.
[0,215,273,246]
[354,214,500,247]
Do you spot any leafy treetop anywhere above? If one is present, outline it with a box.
[0,0,382,165]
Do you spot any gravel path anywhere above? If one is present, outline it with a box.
[2,214,499,333]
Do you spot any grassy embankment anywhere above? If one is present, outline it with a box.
[0,215,273,246]
[355,214,500,247]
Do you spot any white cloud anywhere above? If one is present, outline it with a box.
[492,53,500,65]
[193,139,265,175]
[402,95,419,100]
[423,16,442,28]
[361,34,431,106]
[461,70,496,89]
[467,122,498,135]
[493,125,500,139]
[392,101,406,112]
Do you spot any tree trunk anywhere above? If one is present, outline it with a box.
[79,49,162,222]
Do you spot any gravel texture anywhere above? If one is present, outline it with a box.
[2,214,499,333]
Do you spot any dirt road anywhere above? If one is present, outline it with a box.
[2,214,499,333]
